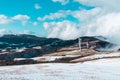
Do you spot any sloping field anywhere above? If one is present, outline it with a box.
[0,58,120,80]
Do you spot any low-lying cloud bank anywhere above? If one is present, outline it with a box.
[43,0,120,46]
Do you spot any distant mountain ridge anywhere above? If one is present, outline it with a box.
[0,34,114,50]
[0,34,117,65]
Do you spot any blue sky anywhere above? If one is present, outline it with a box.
[0,0,94,37]
[0,0,118,43]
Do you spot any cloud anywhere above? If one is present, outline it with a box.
[75,0,120,12]
[0,29,36,36]
[0,29,13,36]
[38,10,71,21]
[72,8,101,22]
[38,8,101,22]
[0,15,11,24]
[52,0,70,5]
[42,8,102,40]
[22,30,36,35]
[32,22,38,26]
[41,8,102,40]
[34,3,41,10]
[73,0,120,45]
[43,20,80,40]
[42,0,120,47]
[81,13,120,44]
[12,14,30,26]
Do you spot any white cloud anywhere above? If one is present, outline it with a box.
[12,14,30,26]
[0,29,13,36]
[34,3,41,10]
[74,0,120,45]
[22,30,36,35]
[75,0,120,12]
[12,14,30,21]
[0,15,11,24]
[38,8,101,22]
[41,8,102,40]
[32,22,38,26]
[52,0,70,5]
[72,8,101,22]
[38,10,71,21]
[43,20,80,40]
[82,13,120,44]
[43,0,120,46]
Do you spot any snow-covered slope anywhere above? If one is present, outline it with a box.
[0,58,120,80]
[70,52,120,62]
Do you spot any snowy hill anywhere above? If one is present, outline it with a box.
[0,58,120,80]
[0,34,118,65]
[0,35,120,80]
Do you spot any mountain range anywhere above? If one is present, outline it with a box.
[0,34,117,65]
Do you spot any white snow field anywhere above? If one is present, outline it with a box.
[0,58,120,80]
